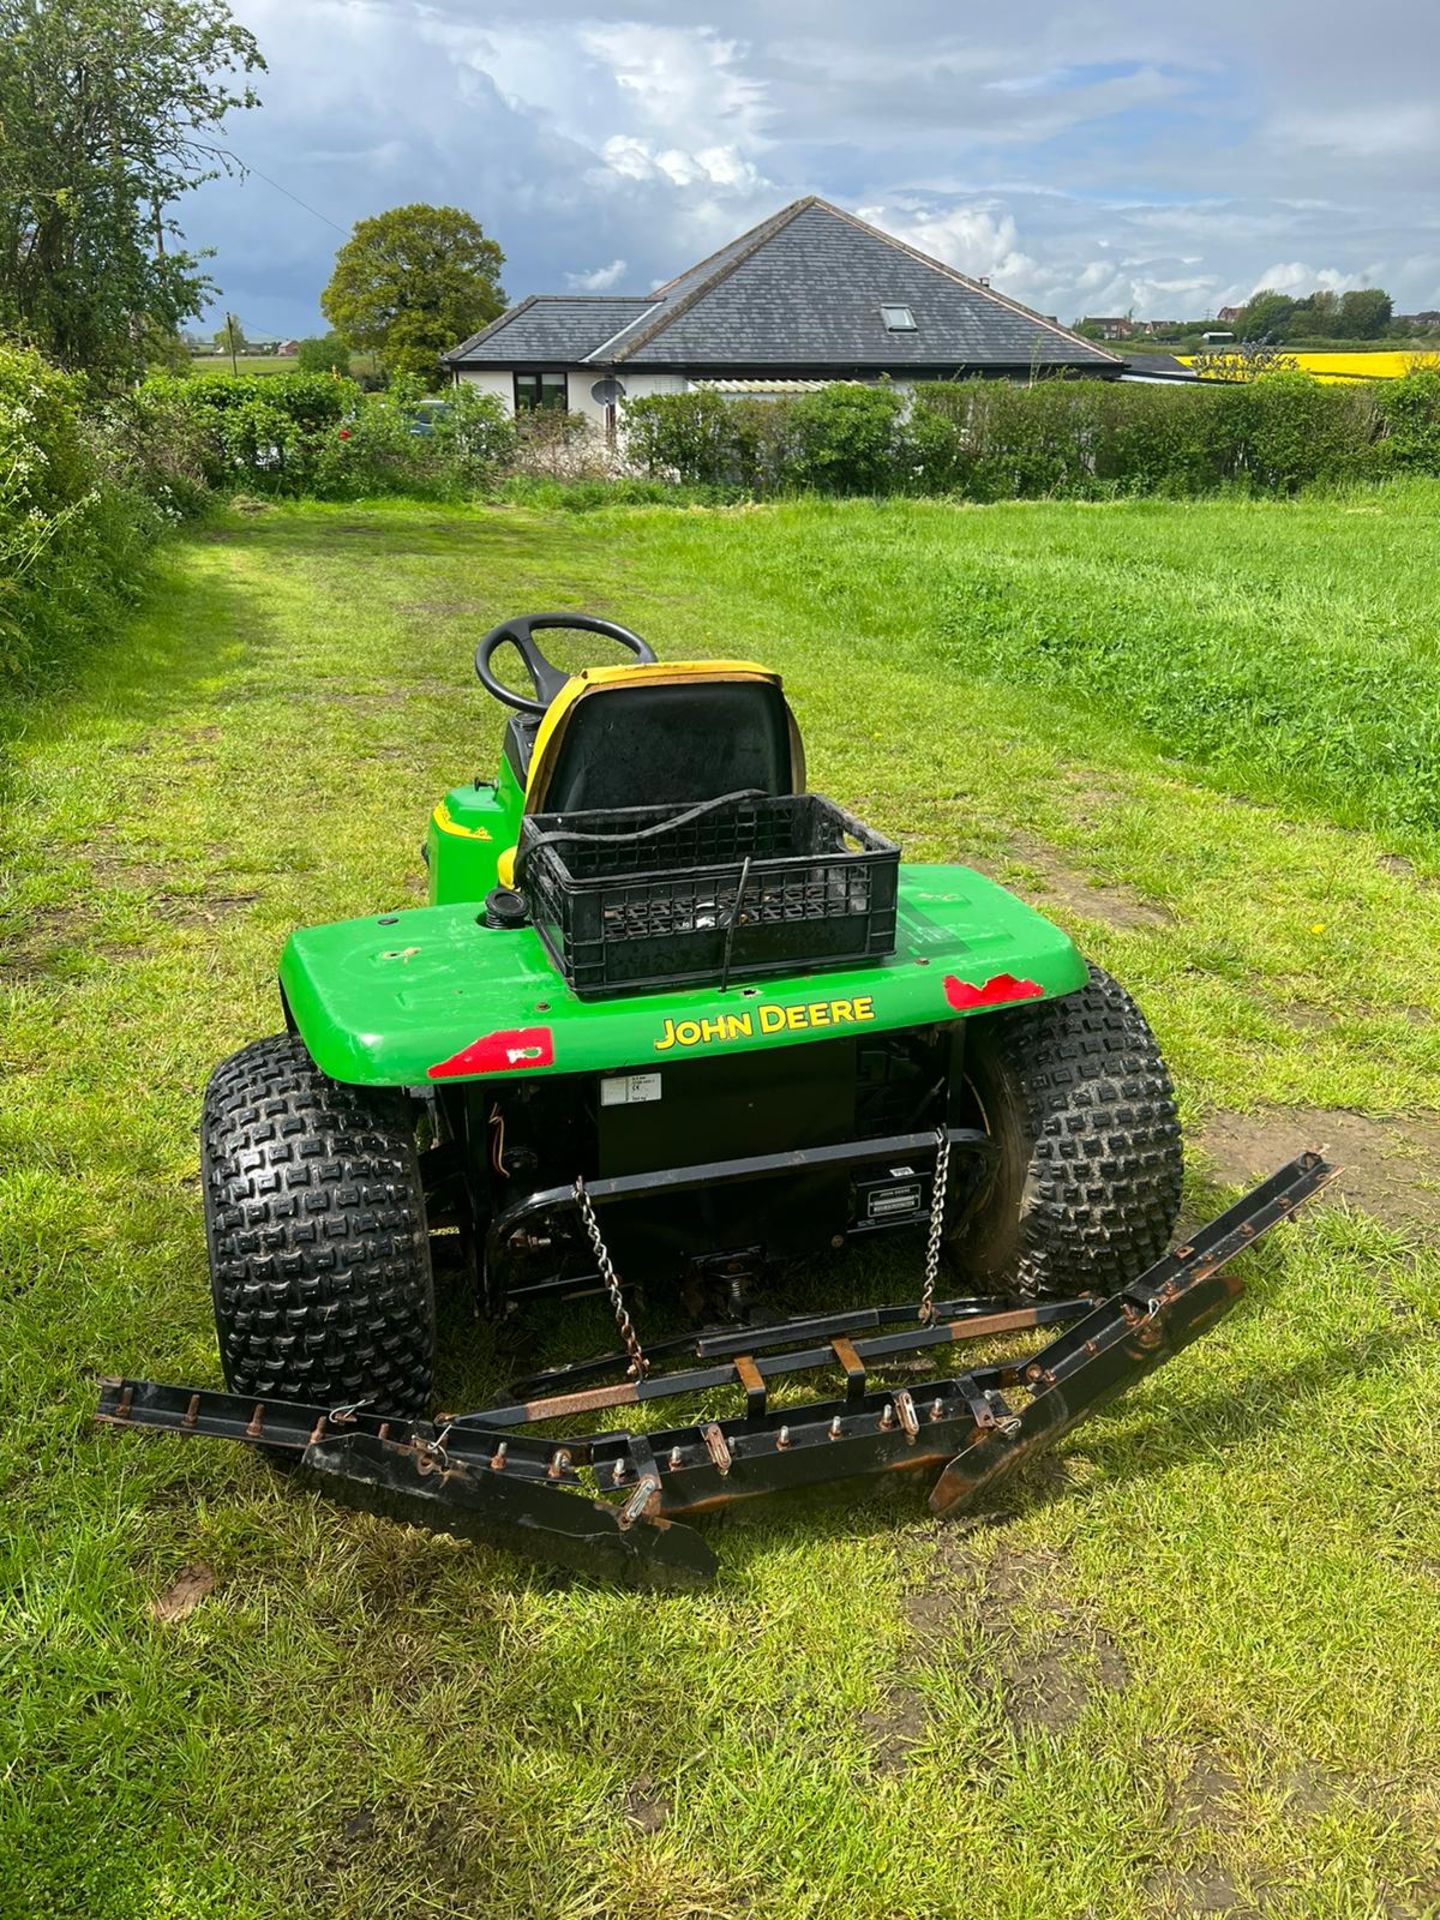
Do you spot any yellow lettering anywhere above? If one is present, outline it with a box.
[852,995,875,1023]
[785,1005,807,1030]
[724,1012,753,1039]
[808,1001,830,1027]
[831,1000,854,1024]
[676,1020,701,1046]
[700,1015,727,1043]
[654,1019,678,1053]
[759,1005,787,1033]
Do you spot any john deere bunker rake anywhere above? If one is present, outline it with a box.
[99,614,1333,1586]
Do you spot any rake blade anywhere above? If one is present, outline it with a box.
[929,1150,1337,1518]
[96,1155,1333,1587]
[304,1434,718,1590]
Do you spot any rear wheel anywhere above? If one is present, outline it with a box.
[949,965,1182,1297]
[203,1034,435,1414]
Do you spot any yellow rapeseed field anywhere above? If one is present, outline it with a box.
[1179,348,1440,382]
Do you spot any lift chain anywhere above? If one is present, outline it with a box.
[573,1176,649,1379]
[918,1126,951,1326]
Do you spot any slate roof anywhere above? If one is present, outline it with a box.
[446,198,1119,375]
[447,295,653,364]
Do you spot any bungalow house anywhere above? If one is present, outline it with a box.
[444,196,1121,431]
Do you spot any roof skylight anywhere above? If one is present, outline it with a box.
[881,303,917,331]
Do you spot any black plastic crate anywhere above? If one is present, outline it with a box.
[517,793,899,1000]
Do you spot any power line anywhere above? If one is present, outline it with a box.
[221,150,349,234]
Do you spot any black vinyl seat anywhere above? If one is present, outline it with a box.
[532,679,800,814]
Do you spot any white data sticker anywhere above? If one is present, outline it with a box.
[868,1183,922,1220]
[600,1072,663,1107]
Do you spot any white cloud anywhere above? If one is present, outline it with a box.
[854,196,1225,320]
[597,135,767,194]
[1249,260,1370,297]
[565,257,628,291]
[579,23,771,145]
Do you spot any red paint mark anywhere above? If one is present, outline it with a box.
[427,1026,554,1079]
[943,972,1044,1012]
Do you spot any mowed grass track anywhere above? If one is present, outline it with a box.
[4,493,1440,1920]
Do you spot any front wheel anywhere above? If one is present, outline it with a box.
[202,1034,436,1414]
[949,965,1183,1297]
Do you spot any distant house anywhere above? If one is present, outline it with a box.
[1081,316,1133,341]
[279,339,301,356]
[446,197,1122,431]
[1216,306,1244,324]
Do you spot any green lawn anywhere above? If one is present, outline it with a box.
[4,492,1440,1920]
[189,353,297,375]
[186,352,380,379]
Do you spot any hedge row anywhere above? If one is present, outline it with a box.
[621,370,1440,498]
[113,370,517,506]
[0,345,159,697]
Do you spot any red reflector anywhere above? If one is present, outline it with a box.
[943,973,1044,1012]
[428,1027,554,1079]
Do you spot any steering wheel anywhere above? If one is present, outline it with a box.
[474,613,657,715]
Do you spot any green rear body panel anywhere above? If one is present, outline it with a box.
[279,865,1089,1088]
[425,765,525,906]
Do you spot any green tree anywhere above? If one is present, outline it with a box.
[296,332,350,375]
[1235,289,1295,340]
[0,0,264,387]
[1337,289,1393,339]
[321,204,505,387]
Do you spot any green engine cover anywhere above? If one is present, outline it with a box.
[278,865,1089,1088]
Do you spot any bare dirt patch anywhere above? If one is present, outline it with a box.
[6,896,160,977]
[863,1533,1129,1769]
[1375,851,1440,893]
[149,1563,216,1624]
[1174,1755,1245,1829]
[161,892,260,928]
[1144,1864,1247,1915]
[396,600,490,618]
[623,1782,671,1833]
[979,832,1172,933]
[979,1542,1130,1736]
[1143,1758,1252,1916]
[31,842,265,940]
[1276,1001,1337,1033]
[858,1694,929,1777]
[1198,1107,1440,1231]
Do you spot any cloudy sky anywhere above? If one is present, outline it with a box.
[185,0,1440,338]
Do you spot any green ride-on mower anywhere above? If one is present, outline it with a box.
[99,614,1333,1586]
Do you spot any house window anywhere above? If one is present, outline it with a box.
[514,372,568,411]
[880,304,917,332]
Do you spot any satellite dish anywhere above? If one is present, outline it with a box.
[590,377,626,406]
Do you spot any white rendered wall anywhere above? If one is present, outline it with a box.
[452,367,688,420]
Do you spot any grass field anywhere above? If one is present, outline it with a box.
[5,491,1440,1919]
[186,353,380,379]
[189,353,297,375]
